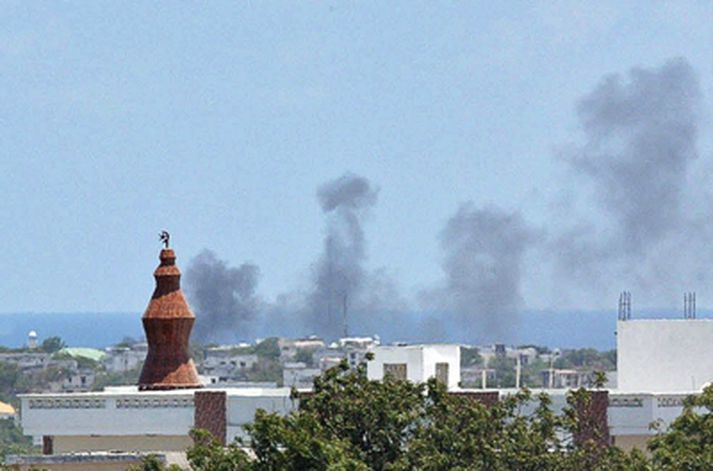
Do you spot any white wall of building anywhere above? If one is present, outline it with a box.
[617,319,713,392]
[226,388,297,441]
[20,390,195,438]
[367,345,460,390]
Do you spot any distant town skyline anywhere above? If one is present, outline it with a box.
[2,3,713,315]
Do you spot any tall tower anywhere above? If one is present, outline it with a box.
[138,241,202,390]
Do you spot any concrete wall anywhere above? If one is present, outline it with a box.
[10,460,142,471]
[608,392,687,438]
[421,345,460,389]
[226,389,296,442]
[20,391,194,437]
[612,434,651,453]
[617,319,713,392]
[367,346,424,384]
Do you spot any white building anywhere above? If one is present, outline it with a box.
[0,352,51,370]
[617,319,713,392]
[103,346,145,373]
[367,344,461,390]
[19,386,297,455]
[203,347,259,370]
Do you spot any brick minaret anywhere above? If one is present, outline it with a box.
[138,247,202,390]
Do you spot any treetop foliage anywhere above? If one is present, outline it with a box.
[184,360,653,470]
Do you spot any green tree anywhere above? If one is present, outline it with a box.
[460,347,483,367]
[0,419,35,462]
[125,453,184,471]
[648,383,713,470]
[187,429,251,471]
[294,348,315,367]
[254,338,281,360]
[40,336,66,354]
[186,359,648,470]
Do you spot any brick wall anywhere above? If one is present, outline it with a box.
[574,390,610,447]
[194,391,227,445]
[449,391,500,407]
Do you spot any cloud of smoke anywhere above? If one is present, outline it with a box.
[436,204,536,343]
[184,250,261,343]
[306,173,379,339]
[554,58,703,303]
[182,58,705,345]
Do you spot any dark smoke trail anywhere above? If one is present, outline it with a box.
[570,57,700,250]
[307,173,379,339]
[554,58,703,301]
[438,204,535,343]
[184,249,260,343]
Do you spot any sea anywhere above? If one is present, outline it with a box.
[0,309,704,351]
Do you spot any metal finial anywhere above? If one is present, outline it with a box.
[159,231,170,249]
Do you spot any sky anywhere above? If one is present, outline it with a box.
[2,2,713,315]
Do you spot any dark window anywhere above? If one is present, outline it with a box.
[435,363,449,385]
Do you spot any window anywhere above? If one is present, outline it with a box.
[435,363,449,385]
[383,363,407,380]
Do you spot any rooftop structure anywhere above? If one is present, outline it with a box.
[617,318,713,392]
[367,344,461,390]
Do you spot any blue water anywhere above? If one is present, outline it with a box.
[0,312,143,348]
[0,309,703,350]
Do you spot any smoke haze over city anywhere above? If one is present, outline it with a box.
[2,3,713,345]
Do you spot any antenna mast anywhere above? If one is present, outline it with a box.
[618,291,631,320]
[684,292,696,319]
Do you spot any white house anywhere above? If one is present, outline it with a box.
[366,344,461,390]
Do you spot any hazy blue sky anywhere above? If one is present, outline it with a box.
[2,2,713,313]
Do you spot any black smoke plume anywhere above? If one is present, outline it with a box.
[306,173,379,339]
[554,57,704,303]
[435,204,535,343]
[184,250,260,343]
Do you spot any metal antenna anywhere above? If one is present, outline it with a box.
[626,291,631,319]
[684,292,696,319]
[618,291,631,320]
[685,292,689,319]
[342,293,349,338]
[618,292,624,320]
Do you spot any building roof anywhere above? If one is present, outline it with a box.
[57,347,106,362]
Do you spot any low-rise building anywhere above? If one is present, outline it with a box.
[540,369,590,389]
[103,346,145,373]
[367,344,461,390]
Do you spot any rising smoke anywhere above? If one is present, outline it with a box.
[307,173,379,338]
[183,57,707,345]
[554,57,704,303]
[436,204,536,343]
[184,250,261,343]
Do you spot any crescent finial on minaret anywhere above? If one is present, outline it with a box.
[159,230,170,248]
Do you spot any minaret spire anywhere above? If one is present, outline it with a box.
[138,236,202,390]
